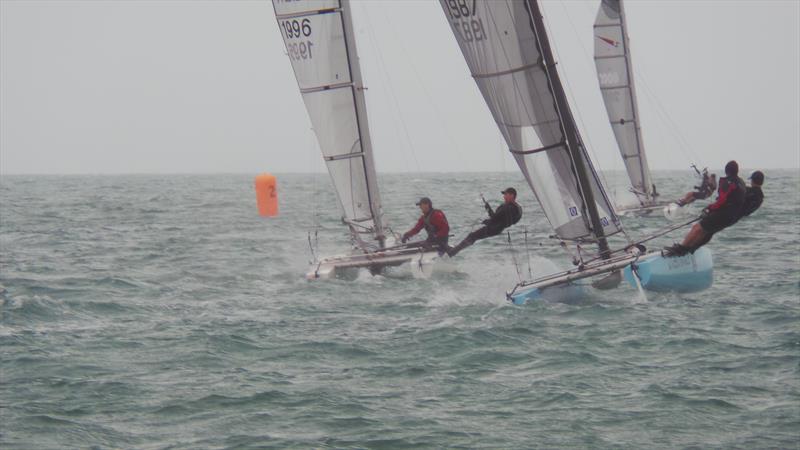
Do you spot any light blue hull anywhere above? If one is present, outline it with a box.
[510,248,714,304]
[510,287,541,305]
[510,283,586,305]
[623,247,713,293]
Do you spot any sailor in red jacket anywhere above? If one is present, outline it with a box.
[666,160,746,256]
[401,197,449,253]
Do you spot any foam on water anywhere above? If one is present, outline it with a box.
[1,171,799,448]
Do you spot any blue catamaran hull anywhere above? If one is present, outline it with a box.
[509,248,713,305]
[623,247,713,292]
[509,284,587,305]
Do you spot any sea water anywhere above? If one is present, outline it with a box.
[1,171,798,448]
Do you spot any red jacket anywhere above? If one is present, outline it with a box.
[406,209,449,239]
[708,176,745,215]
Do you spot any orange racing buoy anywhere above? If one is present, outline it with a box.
[255,173,278,217]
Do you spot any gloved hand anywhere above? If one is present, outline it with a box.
[401,233,409,243]
[481,219,491,226]
[484,202,493,214]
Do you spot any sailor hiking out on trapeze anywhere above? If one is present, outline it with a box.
[446,188,522,257]
[677,167,716,207]
[665,161,765,257]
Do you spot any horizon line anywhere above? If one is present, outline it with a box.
[2,167,798,177]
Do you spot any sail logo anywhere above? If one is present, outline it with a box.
[569,206,578,217]
[601,217,609,226]
[598,71,620,86]
[597,36,620,47]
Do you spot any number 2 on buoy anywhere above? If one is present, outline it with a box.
[255,173,278,217]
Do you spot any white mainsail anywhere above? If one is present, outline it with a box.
[440,0,621,243]
[272,0,385,247]
[594,0,655,205]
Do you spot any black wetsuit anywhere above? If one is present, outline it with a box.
[737,186,764,221]
[448,201,522,256]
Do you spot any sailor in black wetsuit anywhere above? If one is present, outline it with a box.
[446,188,522,257]
[666,161,746,256]
[737,170,765,221]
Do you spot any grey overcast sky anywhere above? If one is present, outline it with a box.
[1,0,798,174]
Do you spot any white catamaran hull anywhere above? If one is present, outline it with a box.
[616,201,671,217]
[307,247,444,280]
[508,247,713,305]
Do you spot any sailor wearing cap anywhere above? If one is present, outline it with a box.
[738,170,765,221]
[446,188,522,257]
[401,197,450,253]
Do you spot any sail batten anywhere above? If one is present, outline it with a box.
[440,0,621,243]
[594,0,655,205]
[274,9,338,19]
[272,0,385,247]
[299,82,354,94]
[472,62,541,79]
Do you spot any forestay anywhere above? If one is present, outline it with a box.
[594,0,655,205]
[272,0,386,247]
[440,0,621,242]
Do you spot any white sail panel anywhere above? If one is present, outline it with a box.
[441,0,620,240]
[594,0,655,203]
[278,11,349,90]
[273,0,384,242]
[301,88,374,225]
[273,0,338,16]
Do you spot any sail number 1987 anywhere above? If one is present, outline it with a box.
[444,0,486,43]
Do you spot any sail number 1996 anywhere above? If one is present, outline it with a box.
[280,18,314,61]
[444,0,486,43]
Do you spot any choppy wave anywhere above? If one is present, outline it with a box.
[1,171,798,448]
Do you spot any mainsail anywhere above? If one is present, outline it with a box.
[272,0,386,248]
[440,0,621,245]
[594,0,655,205]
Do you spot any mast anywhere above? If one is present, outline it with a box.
[617,0,653,202]
[527,0,611,257]
[340,0,385,248]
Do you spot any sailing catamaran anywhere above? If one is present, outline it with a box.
[593,0,668,216]
[440,0,713,304]
[272,0,443,279]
